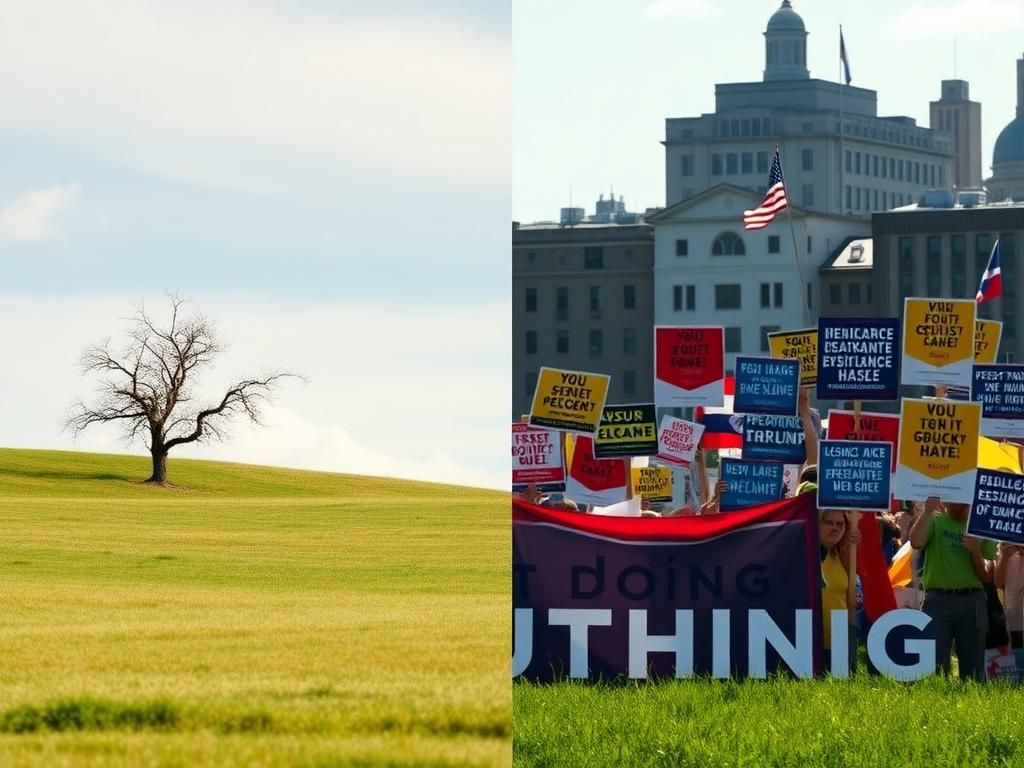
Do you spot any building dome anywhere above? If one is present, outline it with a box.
[766,1,805,32]
[993,116,1024,165]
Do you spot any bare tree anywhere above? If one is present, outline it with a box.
[66,296,297,484]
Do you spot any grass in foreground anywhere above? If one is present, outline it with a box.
[514,675,1023,767]
[0,448,510,767]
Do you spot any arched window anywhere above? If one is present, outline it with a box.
[712,232,746,256]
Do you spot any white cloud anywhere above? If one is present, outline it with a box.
[0,183,80,241]
[647,0,720,18]
[0,1,509,193]
[884,0,1024,39]
[0,293,510,490]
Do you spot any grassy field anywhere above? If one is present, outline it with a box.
[0,448,510,767]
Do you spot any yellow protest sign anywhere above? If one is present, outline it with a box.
[529,366,611,435]
[767,328,818,387]
[901,298,976,388]
[631,466,673,502]
[893,398,982,503]
[974,319,1003,364]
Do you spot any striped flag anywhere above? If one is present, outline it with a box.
[694,376,743,450]
[976,238,1002,304]
[743,149,787,230]
[840,29,852,85]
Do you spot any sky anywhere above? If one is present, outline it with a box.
[0,0,510,490]
[514,0,1024,224]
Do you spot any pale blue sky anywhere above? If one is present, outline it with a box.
[515,0,1024,223]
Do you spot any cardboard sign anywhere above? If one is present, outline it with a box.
[817,317,900,401]
[968,469,1024,545]
[767,328,818,387]
[901,298,976,389]
[975,320,1003,364]
[719,459,785,511]
[631,466,673,503]
[529,366,610,435]
[742,414,806,463]
[971,365,1024,439]
[653,326,725,408]
[565,436,629,506]
[656,416,705,467]
[511,423,565,491]
[817,440,893,512]
[893,398,981,503]
[594,403,658,458]
[733,357,799,415]
[826,410,899,471]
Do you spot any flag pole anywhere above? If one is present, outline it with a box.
[780,145,812,327]
[839,25,845,215]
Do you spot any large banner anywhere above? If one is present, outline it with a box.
[971,365,1024,439]
[594,403,659,458]
[742,414,805,463]
[654,326,725,409]
[893,398,982,503]
[817,317,900,401]
[512,495,823,681]
[512,423,565,492]
[901,298,976,389]
[975,320,1003,364]
[530,367,611,435]
[767,328,818,387]
[565,436,629,507]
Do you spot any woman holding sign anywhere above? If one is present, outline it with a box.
[820,510,860,671]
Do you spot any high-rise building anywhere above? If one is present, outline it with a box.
[929,80,982,189]
[987,54,1024,203]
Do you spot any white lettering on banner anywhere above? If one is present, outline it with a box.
[547,608,612,679]
[628,610,694,679]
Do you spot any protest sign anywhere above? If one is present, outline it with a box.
[971,365,1024,439]
[826,410,899,471]
[901,298,976,389]
[656,416,705,467]
[512,423,565,492]
[565,436,628,507]
[894,398,981,503]
[654,326,725,409]
[968,469,1024,545]
[733,357,799,415]
[768,328,818,387]
[817,317,900,401]
[742,414,806,463]
[530,367,610,435]
[594,403,658,458]
[631,465,673,503]
[719,459,785,511]
[975,320,1003,364]
[817,440,893,512]
[984,648,1024,684]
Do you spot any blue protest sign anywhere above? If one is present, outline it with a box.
[817,440,892,512]
[719,459,784,511]
[969,469,1024,544]
[733,357,799,416]
[742,414,805,463]
[817,317,900,401]
[971,365,1024,439]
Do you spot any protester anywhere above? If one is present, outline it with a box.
[797,389,818,478]
[700,480,727,515]
[995,543,1024,649]
[820,510,859,671]
[909,497,998,681]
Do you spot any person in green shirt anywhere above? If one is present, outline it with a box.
[909,496,998,681]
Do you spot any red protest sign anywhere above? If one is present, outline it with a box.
[566,436,629,507]
[654,326,725,409]
[827,410,899,472]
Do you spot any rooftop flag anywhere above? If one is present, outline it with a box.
[976,238,1003,304]
[840,28,852,85]
[743,149,787,230]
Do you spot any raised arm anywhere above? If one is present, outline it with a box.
[909,496,940,550]
[799,389,818,473]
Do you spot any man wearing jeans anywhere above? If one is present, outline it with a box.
[909,497,997,681]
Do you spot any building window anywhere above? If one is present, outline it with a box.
[802,184,814,207]
[676,239,688,257]
[584,247,603,270]
[757,152,769,174]
[829,284,842,305]
[807,282,813,310]
[525,371,537,398]
[760,283,771,308]
[727,154,738,174]
[873,155,879,177]
[855,152,861,174]
[624,328,637,355]
[899,237,914,300]
[760,325,781,352]
[951,235,966,298]
[801,148,813,171]
[742,152,753,174]
[741,119,751,136]
[774,282,783,308]
[589,329,603,358]
[525,330,538,355]
[525,288,537,312]
[556,286,569,320]
[927,236,942,296]
[881,157,888,179]
[623,284,636,310]
[855,188,861,211]
[527,251,536,264]
[673,285,683,311]
[724,327,742,353]
[768,235,780,254]
[681,154,694,176]
[686,285,696,311]
[715,284,742,310]
[712,154,723,175]
[623,369,637,396]
[807,235,812,254]
[712,232,746,256]
[845,186,852,211]
[848,283,861,305]
[556,330,569,354]
[590,286,602,315]
[845,151,851,173]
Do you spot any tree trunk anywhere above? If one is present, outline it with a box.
[147,446,168,484]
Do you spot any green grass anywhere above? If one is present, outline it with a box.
[514,675,1024,767]
[0,448,510,767]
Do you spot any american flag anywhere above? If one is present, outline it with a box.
[743,149,787,230]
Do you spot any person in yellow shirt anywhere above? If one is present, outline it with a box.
[820,509,860,671]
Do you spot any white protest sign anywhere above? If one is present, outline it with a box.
[656,416,704,467]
